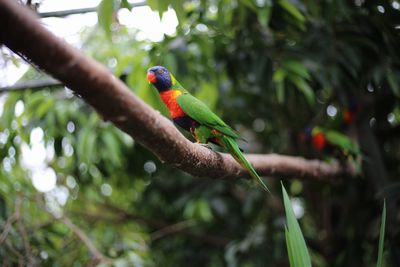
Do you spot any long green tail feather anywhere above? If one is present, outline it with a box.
[220,136,270,193]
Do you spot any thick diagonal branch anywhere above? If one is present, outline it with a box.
[0,0,355,181]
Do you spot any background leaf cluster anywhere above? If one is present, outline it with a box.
[0,0,399,266]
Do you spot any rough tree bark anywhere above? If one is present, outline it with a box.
[0,0,355,182]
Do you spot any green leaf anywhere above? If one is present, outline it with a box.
[55,103,68,126]
[183,200,197,219]
[282,183,312,267]
[276,80,285,104]
[170,0,185,23]
[376,200,386,267]
[1,93,19,128]
[184,199,213,222]
[257,2,272,28]
[278,0,305,23]
[146,0,169,17]
[289,76,315,105]
[121,0,132,10]
[35,99,54,119]
[285,226,294,267]
[98,0,114,38]
[273,68,286,83]
[45,111,56,137]
[10,55,21,68]
[0,195,6,220]
[24,92,46,117]
[387,70,400,97]
[239,0,258,12]
[101,130,122,167]
[282,60,310,80]
[77,127,97,163]
[198,199,213,222]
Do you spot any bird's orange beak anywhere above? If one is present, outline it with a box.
[147,72,157,83]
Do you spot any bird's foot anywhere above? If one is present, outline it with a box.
[197,143,213,150]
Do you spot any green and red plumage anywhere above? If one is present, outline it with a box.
[303,126,360,157]
[147,66,269,192]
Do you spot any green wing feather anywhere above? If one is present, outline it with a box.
[324,129,360,155]
[176,93,241,139]
[220,136,270,192]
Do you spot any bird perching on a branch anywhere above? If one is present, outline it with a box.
[147,66,269,192]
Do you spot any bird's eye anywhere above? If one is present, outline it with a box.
[157,69,165,74]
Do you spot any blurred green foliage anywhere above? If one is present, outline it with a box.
[376,200,387,267]
[282,184,311,267]
[0,0,399,266]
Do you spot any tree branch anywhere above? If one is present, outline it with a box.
[150,220,196,241]
[70,206,230,247]
[0,0,355,182]
[38,1,146,18]
[60,216,111,264]
[0,78,62,93]
[101,203,231,246]
[0,195,22,245]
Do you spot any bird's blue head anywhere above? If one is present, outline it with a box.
[348,98,359,113]
[303,127,313,141]
[147,66,172,92]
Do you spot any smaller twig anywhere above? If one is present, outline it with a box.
[60,216,112,264]
[71,202,230,247]
[0,195,22,245]
[5,239,25,266]
[0,195,36,264]
[100,202,167,229]
[0,78,62,93]
[100,202,230,247]
[38,1,146,18]
[150,220,196,241]
[39,7,97,18]
[34,194,112,264]
[17,214,35,265]
[0,214,18,244]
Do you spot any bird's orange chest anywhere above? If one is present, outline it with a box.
[159,90,186,118]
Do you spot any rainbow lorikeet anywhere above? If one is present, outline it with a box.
[147,66,269,192]
[303,127,360,157]
[342,99,360,126]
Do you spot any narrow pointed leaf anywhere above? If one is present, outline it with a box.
[376,200,386,267]
[282,184,312,267]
